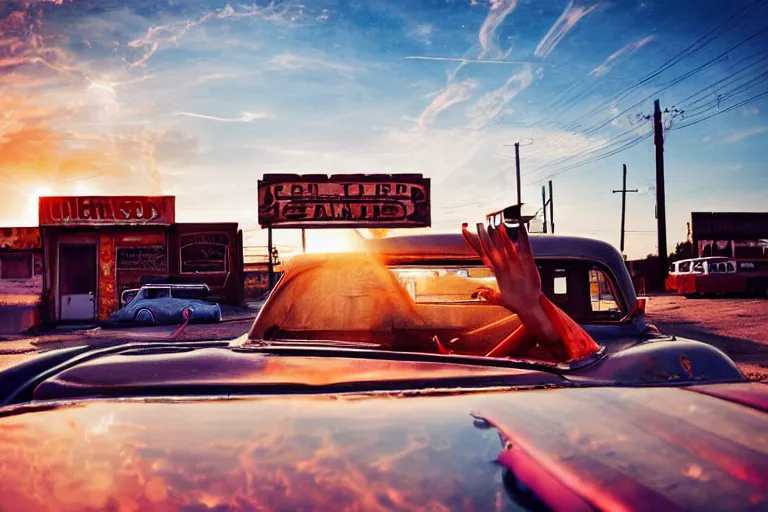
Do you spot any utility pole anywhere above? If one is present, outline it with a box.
[541,185,548,233]
[514,142,522,206]
[612,164,638,254]
[653,99,669,277]
[301,228,307,252]
[548,180,554,233]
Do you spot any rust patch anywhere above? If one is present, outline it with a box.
[680,356,694,379]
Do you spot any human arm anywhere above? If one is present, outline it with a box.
[460,222,599,362]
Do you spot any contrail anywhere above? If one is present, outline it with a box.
[406,56,554,66]
[174,111,271,123]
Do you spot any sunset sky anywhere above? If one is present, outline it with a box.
[1,0,767,258]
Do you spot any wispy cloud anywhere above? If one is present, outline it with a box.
[267,54,358,77]
[174,111,272,123]
[405,56,549,66]
[189,72,239,86]
[410,24,433,45]
[468,66,534,129]
[127,2,301,68]
[721,125,768,144]
[479,0,518,58]
[590,36,654,76]
[534,1,598,58]
[743,106,760,117]
[0,1,81,74]
[417,79,479,127]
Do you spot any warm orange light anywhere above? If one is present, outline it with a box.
[304,230,364,254]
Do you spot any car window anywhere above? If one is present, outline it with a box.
[692,261,704,273]
[144,288,171,300]
[590,269,620,313]
[171,288,207,300]
[679,261,692,273]
[121,289,140,305]
[727,262,736,273]
[388,261,625,323]
[390,266,498,303]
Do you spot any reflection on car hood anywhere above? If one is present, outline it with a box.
[0,385,766,511]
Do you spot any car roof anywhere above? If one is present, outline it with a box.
[287,233,637,309]
[676,257,730,263]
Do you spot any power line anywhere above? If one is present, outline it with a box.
[524,121,652,181]
[527,130,653,185]
[581,23,768,137]
[670,88,768,129]
[564,0,768,132]
[678,70,768,116]
[673,51,768,106]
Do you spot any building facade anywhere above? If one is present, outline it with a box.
[38,196,244,323]
[0,227,44,332]
[691,212,768,259]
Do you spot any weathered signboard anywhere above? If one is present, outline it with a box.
[180,233,230,273]
[39,196,175,227]
[116,246,167,272]
[692,212,768,241]
[0,227,41,250]
[257,174,431,229]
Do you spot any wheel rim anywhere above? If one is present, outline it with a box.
[136,309,155,324]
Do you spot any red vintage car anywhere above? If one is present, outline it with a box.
[0,230,766,512]
[666,257,768,297]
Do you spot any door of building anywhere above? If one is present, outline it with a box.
[59,243,97,321]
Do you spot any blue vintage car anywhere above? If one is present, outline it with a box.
[110,283,222,325]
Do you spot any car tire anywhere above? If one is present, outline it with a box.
[135,309,156,325]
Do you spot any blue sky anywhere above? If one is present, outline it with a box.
[1,0,767,258]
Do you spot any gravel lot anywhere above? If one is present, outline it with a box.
[646,294,768,382]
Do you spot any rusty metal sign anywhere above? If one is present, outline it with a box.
[258,174,431,229]
[0,227,41,250]
[39,196,175,227]
[692,212,768,241]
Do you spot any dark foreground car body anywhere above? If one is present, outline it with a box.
[0,338,766,512]
[1,233,767,511]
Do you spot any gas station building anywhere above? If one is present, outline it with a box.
[37,196,244,323]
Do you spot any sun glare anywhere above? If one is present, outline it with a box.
[304,230,364,254]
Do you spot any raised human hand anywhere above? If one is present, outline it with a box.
[461,221,599,362]
[461,222,542,314]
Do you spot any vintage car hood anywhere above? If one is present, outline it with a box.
[0,384,766,512]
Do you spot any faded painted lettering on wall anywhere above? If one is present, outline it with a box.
[258,174,431,229]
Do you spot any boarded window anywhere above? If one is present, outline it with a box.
[117,246,167,271]
[0,253,33,279]
[180,233,229,273]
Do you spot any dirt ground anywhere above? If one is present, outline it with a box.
[645,294,768,382]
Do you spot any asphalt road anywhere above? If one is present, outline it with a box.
[645,294,768,382]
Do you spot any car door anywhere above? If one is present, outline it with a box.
[135,287,177,323]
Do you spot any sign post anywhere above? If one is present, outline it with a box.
[258,174,431,290]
